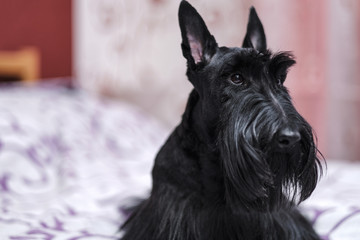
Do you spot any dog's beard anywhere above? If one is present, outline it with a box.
[218,98,322,212]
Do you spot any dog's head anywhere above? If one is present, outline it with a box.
[178,1,323,211]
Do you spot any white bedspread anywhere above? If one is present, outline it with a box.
[0,85,359,239]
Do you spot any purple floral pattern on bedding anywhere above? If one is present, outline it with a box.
[0,85,359,239]
[302,161,360,239]
[0,86,167,239]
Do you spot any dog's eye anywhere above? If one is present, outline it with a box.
[230,73,244,85]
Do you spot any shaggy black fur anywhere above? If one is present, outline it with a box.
[121,1,323,239]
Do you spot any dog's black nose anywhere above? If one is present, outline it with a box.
[276,128,301,149]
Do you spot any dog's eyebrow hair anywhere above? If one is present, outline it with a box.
[218,60,238,76]
[223,61,237,69]
[268,52,296,70]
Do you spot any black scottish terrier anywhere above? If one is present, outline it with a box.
[121,1,323,239]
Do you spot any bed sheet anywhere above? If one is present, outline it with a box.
[0,85,168,239]
[0,85,359,239]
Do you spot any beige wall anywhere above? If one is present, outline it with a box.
[74,0,360,161]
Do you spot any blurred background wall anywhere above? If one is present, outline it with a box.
[0,0,359,161]
[0,0,72,79]
[74,0,360,161]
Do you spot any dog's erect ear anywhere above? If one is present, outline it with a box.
[179,1,218,67]
[242,7,267,52]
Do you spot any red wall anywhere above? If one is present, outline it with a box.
[0,0,72,79]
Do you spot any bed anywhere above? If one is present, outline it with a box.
[0,83,359,239]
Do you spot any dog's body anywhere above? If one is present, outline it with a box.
[121,1,323,239]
